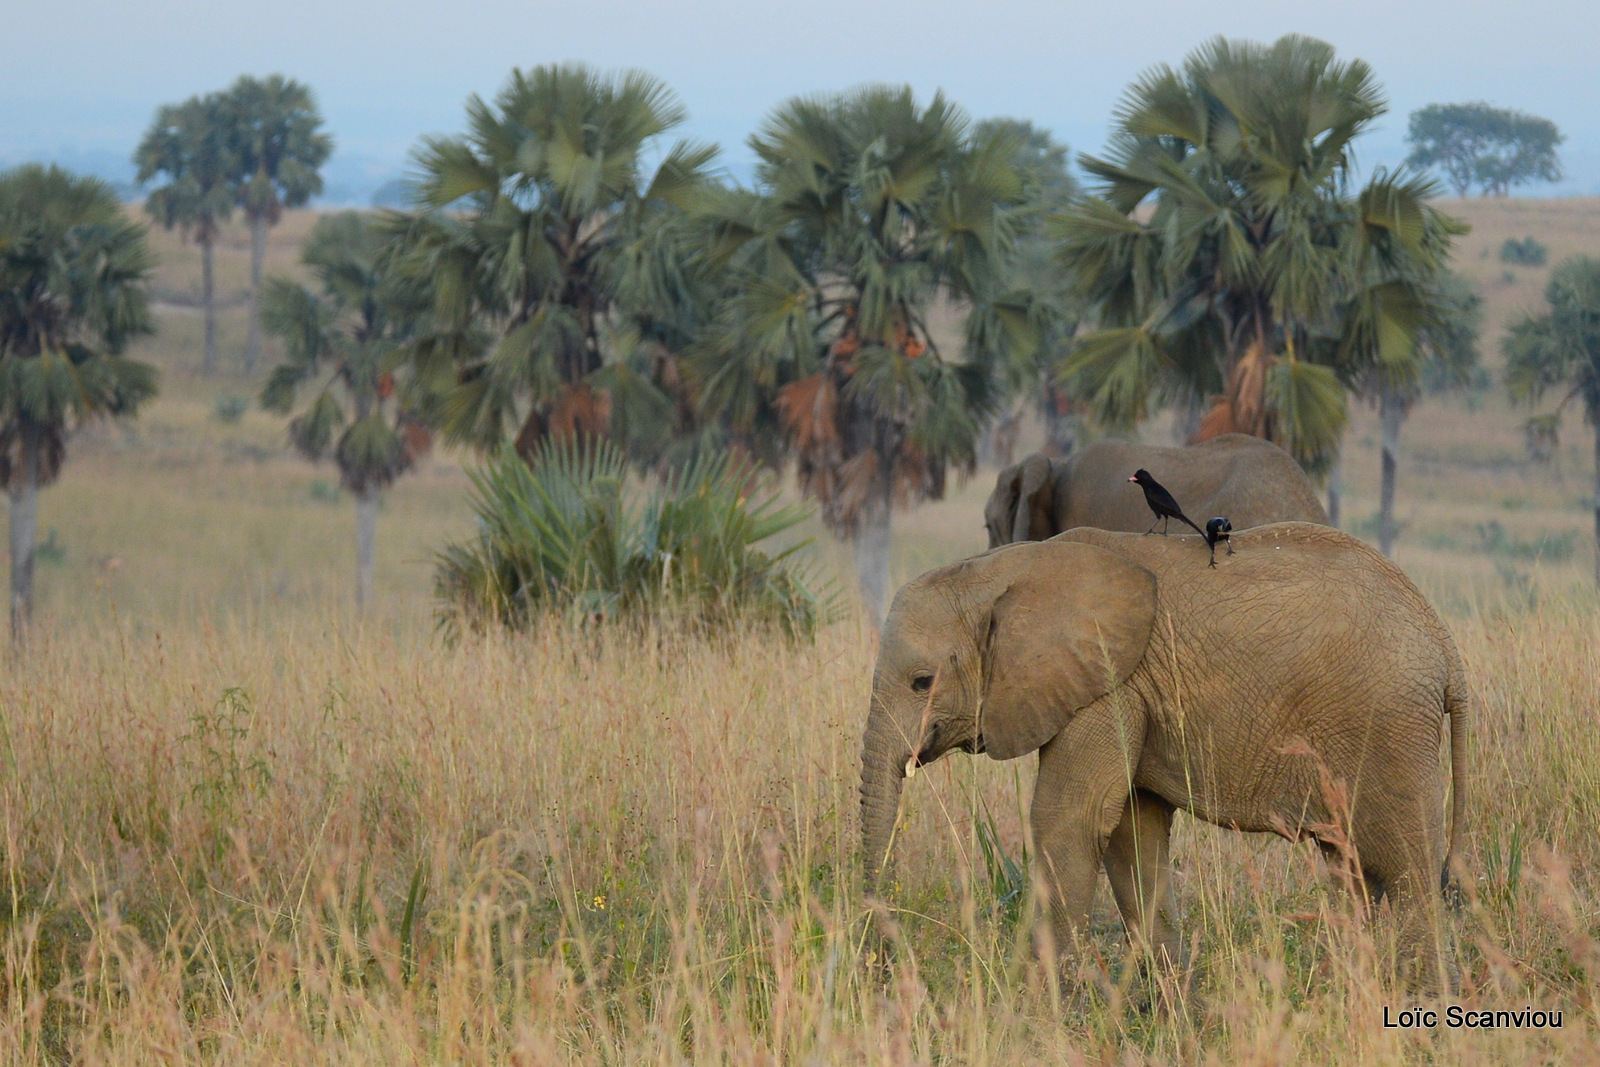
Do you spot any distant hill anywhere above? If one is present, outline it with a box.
[1438,196,1600,355]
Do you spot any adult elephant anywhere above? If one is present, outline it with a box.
[859,523,1469,991]
[984,434,1328,548]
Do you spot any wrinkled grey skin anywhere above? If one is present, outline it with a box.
[984,434,1329,548]
[860,523,1470,991]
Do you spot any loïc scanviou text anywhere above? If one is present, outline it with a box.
[1383,1005,1563,1029]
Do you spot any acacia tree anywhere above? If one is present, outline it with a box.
[1504,257,1600,587]
[228,74,333,372]
[397,64,716,458]
[696,87,1036,622]
[260,211,431,609]
[1406,103,1563,197]
[135,91,238,374]
[0,165,158,641]
[1056,35,1462,485]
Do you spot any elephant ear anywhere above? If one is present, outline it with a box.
[979,541,1157,760]
[1012,453,1055,543]
[985,463,1023,548]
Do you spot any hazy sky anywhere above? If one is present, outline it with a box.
[3,0,1595,200]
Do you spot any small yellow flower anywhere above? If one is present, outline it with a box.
[593,894,606,911]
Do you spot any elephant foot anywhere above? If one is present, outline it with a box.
[1117,945,1200,1020]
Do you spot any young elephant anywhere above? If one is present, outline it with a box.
[860,523,1470,990]
[984,434,1328,548]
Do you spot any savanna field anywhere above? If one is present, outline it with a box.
[3,198,1600,1064]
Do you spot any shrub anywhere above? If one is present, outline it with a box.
[35,528,66,565]
[435,438,837,639]
[1476,518,1576,561]
[213,393,249,423]
[1500,236,1548,267]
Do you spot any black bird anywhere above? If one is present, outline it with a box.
[1128,469,1206,537]
[1205,516,1234,567]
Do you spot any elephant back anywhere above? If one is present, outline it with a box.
[1061,435,1326,534]
[1193,434,1328,528]
[1056,522,1449,685]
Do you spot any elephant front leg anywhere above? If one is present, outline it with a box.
[1029,718,1145,974]
[1103,789,1181,969]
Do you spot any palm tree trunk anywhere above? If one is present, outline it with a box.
[854,475,893,629]
[9,428,40,646]
[244,212,267,373]
[1592,425,1600,590]
[1173,389,1204,445]
[355,487,379,610]
[201,234,217,375]
[1326,447,1343,529]
[1040,385,1075,458]
[1379,387,1404,557]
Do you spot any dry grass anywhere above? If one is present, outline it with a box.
[1442,196,1600,350]
[1,598,1597,1063]
[0,199,1597,1062]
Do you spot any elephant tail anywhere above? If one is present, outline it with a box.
[1442,677,1471,898]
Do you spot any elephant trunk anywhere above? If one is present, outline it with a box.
[860,701,911,898]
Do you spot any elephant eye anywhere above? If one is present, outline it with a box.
[911,674,934,693]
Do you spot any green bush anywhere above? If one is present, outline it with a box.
[1476,519,1575,561]
[435,438,837,640]
[35,528,66,565]
[213,393,249,423]
[1500,237,1548,267]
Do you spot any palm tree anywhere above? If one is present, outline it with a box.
[1504,256,1600,587]
[696,87,1037,623]
[1056,35,1462,480]
[972,118,1082,456]
[1371,271,1481,554]
[0,165,158,642]
[260,211,431,609]
[398,63,717,459]
[227,74,333,373]
[135,91,238,374]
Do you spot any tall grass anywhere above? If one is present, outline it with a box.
[1,594,1597,1064]
[5,195,1598,1062]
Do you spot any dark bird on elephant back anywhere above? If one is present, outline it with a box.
[1205,517,1233,567]
[1129,469,1206,538]
[984,436,1328,550]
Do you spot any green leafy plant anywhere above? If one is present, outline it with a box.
[181,687,273,862]
[1476,519,1577,561]
[33,529,65,566]
[1501,237,1549,267]
[1483,824,1526,907]
[974,798,1029,930]
[435,437,837,639]
[213,393,249,423]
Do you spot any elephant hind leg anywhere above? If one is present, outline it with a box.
[1376,866,1457,996]
[1104,789,1182,969]
[1354,774,1454,993]
[1344,822,1455,995]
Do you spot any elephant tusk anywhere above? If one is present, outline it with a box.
[904,755,919,779]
